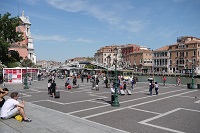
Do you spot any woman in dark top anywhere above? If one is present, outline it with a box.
[0,88,9,108]
[72,77,77,88]
[50,80,56,98]
[96,77,99,85]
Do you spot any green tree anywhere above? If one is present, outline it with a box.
[21,58,35,67]
[0,12,24,67]
[6,50,23,67]
[84,64,95,69]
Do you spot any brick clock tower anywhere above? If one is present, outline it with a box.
[9,11,37,64]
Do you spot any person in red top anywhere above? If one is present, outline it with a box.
[163,76,166,86]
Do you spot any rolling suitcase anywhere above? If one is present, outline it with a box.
[76,84,79,88]
[96,85,99,90]
[55,91,60,98]
[127,90,132,95]
[67,85,71,89]
[119,90,125,95]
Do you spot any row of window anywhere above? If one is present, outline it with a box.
[170,43,200,49]
[174,59,199,65]
[154,52,168,57]
[175,51,198,57]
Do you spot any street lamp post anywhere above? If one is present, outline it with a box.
[111,48,120,107]
[24,59,29,89]
[106,55,111,77]
[191,64,195,89]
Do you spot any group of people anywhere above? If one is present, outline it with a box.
[149,80,159,95]
[91,76,100,90]
[108,76,137,95]
[149,75,182,95]
[65,76,78,89]
[0,87,31,122]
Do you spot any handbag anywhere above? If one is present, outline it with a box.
[15,115,23,122]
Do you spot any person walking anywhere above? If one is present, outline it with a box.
[81,75,84,83]
[155,82,159,95]
[47,80,52,94]
[65,78,70,86]
[95,77,99,86]
[1,92,32,122]
[72,76,77,88]
[123,80,127,93]
[91,76,96,89]
[176,76,181,86]
[87,74,90,83]
[104,77,109,88]
[3,77,5,86]
[149,80,154,95]
[50,80,56,98]
[163,76,166,86]
[131,77,135,90]
[29,76,32,85]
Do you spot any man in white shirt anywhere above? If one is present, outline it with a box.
[0,92,31,122]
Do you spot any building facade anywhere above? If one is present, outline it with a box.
[9,11,36,64]
[169,36,200,74]
[152,46,170,73]
[94,45,120,67]
[121,44,140,61]
[129,49,152,72]
[91,36,200,75]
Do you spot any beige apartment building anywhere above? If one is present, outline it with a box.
[94,45,120,67]
[128,49,152,73]
[152,46,170,73]
[169,36,200,74]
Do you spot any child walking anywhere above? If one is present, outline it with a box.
[155,82,159,95]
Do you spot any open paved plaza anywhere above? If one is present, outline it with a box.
[0,77,200,133]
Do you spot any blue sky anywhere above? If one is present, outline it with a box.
[1,0,200,62]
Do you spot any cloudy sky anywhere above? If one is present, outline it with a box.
[1,0,200,62]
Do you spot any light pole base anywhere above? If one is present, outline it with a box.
[111,101,120,107]
[24,85,29,89]
[111,94,120,107]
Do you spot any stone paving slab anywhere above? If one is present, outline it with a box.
[0,101,129,133]
[1,78,200,133]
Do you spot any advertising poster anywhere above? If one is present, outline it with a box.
[3,68,38,83]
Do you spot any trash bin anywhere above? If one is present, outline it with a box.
[187,83,191,89]
[197,84,200,89]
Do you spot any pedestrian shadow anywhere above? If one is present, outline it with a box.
[96,98,112,104]
[144,93,152,96]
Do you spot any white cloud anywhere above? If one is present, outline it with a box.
[173,0,186,2]
[47,0,88,12]
[119,20,147,33]
[47,0,145,33]
[22,0,40,5]
[73,38,94,43]
[47,0,120,24]
[33,34,93,44]
[33,34,68,42]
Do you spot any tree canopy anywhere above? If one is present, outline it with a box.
[0,12,24,67]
